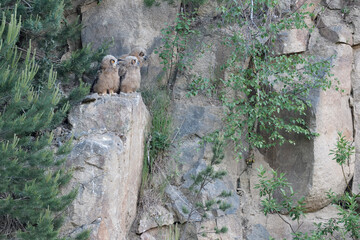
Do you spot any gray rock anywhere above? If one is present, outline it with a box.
[247,224,270,240]
[137,205,175,234]
[324,0,343,10]
[352,48,360,194]
[165,185,202,223]
[80,0,179,87]
[69,93,146,138]
[347,6,360,45]
[140,232,157,240]
[172,104,224,139]
[318,10,353,45]
[274,28,309,54]
[61,93,150,240]
[266,28,354,211]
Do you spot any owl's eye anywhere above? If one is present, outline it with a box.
[139,52,144,57]
[131,59,136,65]
[110,59,115,64]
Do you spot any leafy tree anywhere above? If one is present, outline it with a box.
[256,133,360,239]
[178,0,333,160]
[218,0,333,157]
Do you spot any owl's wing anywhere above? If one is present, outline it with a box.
[90,70,101,93]
[117,65,127,93]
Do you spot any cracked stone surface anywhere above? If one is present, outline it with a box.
[61,93,150,240]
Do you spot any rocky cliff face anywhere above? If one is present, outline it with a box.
[61,93,150,240]
[62,0,360,239]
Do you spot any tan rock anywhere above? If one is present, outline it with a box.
[138,205,175,234]
[140,232,156,240]
[304,34,354,210]
[352,49,360,194]
[318,10,353,45]
[61,93,150,240]
[274,28,309,54]
[80,0,179,88]
[347,6,360,45]
[324,0,343,10]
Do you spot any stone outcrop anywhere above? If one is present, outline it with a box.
[80,0,178,88]
[264,7,354,211]
[346,5,360,45]
[318,10,353,45]
[65,0,360,239]
[352,48,360,194]
[61,93,150,240]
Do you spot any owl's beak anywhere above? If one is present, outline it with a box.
[117,59,124,65]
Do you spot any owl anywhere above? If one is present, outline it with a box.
[119,56,141,93]
[91,55,120,95]
[118,47,148,67]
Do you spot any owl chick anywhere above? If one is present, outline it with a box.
[118,47,148,67]
[92,55,120,95]
[119,56,141,93]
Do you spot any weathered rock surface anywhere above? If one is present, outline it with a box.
[165,185,202,224]
[266,26,354,212]
[66,0,360,239]
[80,0,178,88]
[318,10,353,45]
[347,6,360,45]
[352,48,360,194]
[61,93,150,240]
[137,205,174,234]
[274,28,309,54]
[305,30,353,210]
[324,0,343,10]
[247,224,271,240]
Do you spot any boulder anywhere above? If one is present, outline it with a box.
[347,6,360,45]
[137,205,175,234]
[324,0,343,10]
[352,49,360,194]
[318,10,353,45]
[80,0,179,87]
[264,29,354,212]
[61,93,150,240]
[274,28,309,54]
[247,224,271,240]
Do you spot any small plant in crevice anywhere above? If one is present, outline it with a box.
[144,0,205,8]
[166,223,181,240]
[144,0,160,7]
[186,75,217,98]
[255,166,306,234]
[141,88,172,191]
[155,10,202,90]
[330,132,354,191]
[256,132,360,239]
[179,132,231,239]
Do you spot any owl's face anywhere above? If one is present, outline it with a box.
[120,56,140,68]
[101,55,119,70]
[130,47,148,63]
